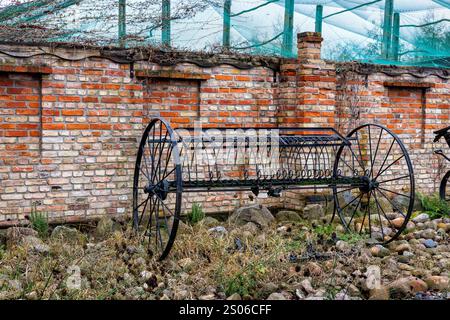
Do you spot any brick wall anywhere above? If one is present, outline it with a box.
[0,33,449,225]
[335,65,450,193]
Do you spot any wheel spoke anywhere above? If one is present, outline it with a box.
[347,193,364,228]
[136,196,150,210]
[360,192,371,235]
[374,154,405,181]
[154,199,164,251]
[377,186,411,198]
[368,125,373,179]
[138,196,150,226]
[144,196,156,233]
[151,129,167,184]
[373,190,395,231]
[370,128,383,178]
[374,138,395,180]
[339,192,363,213]
[377,188,406,218]
[139,165,150,181]
[377,174,410,185]
[372,191,386,239]
[339,154,361,175]
[355,131,366,173]
[346,142,366,174]
[141,143,151,180]
[336,186,360,194]
[155,196,172,237]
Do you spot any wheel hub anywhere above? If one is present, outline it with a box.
[359,176,379,193]
[144,179,169,200]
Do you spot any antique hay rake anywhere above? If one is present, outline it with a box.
[133,117,415,260]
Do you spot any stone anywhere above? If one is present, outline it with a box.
[267,292,288,300]
[262,282,278,293]
[8,279,22,292]
[199,294,216,300]
[405,221,416,232]
[423,239,438,248]
[301,204,325,220]
[295,289,305,299]
[395,243,411,254]
[173,289,190,300]
[6,227,38,248]
[412,213,430,224]
[302,262,322,277]
[95,217,115,237]
[228,204,274,229]
[140,270,154,282]
[300,279,316,295]
[276,225,290,234]
[227,293,242,300]
[51,226,83,242]
[388,277,428,297]
[437,223,450,232]
[370,245,390,258]
[346,284,360,297]
[335,240,351,252]
[385,212,399,220]
[398,263,414,271]
[25,291,38,300]
[335,291,351,300]
[391,217,405,229]
[178,258,194,269]
[377,197,393,214]
[393,194,422,212]
[134,257,146,267]
[365,265,381,290]
[202,216,220,228]
[21,236,49,254]
[275,210,302,223]
[369,286,390,300]
[241,222,259,235]
[398,251,414,263]
[420,229,436,240]
[208,226,228,237]
[424,276,449,291]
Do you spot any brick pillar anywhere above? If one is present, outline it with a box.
[296,32,336,127]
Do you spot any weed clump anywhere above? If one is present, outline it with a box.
[29,204,49,238]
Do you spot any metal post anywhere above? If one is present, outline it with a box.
[162,0,171,46]
[382,0,394,59]
[392,12,400,61]
[118,0,126,47]
[223,0,231,49]
[315,5,323,33]
[282,0,295,57]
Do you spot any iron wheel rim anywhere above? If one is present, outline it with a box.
[133,117,182,260]
[333,123,415,245]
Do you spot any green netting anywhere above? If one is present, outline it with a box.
[0,0,449,68]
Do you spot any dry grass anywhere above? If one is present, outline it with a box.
[1,214,446,300]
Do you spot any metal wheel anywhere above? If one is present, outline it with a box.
[333,124,415,244]
[439,170,450,203]
[133,117,182,260]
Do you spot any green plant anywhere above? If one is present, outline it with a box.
[223,271,256,297]
[187,203,204,224]
[314,224,335,237]
[337,231,367,244]
[418,193,450,219]
[29,204,49,238]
